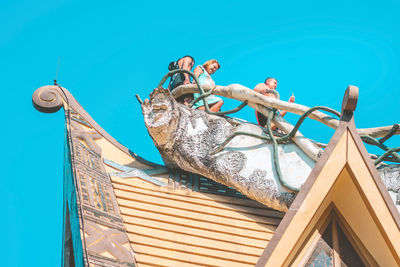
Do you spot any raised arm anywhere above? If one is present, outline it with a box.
[280,95,295,117]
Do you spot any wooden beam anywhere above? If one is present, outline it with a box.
[171,84,399,138]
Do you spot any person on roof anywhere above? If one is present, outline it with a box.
[168,55,195,106]
[253,77,295,130]
[192,59,224,112]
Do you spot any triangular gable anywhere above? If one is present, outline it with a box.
[257,86,400,266]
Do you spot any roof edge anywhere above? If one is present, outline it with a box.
[32,84,163,168]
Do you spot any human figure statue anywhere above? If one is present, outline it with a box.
[253,77,295,130]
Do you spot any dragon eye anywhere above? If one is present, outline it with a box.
[153,104,168,111]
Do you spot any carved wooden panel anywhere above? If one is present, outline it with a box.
[66,109,136,266]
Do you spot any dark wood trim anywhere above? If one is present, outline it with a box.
[292,202,378,267]
[332,204,378,267]
[292,203,335,266]
[331,218,341,265]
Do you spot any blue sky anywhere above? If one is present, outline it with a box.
[1,0,400,265]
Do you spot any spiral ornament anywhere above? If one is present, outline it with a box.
[32,85,63,113]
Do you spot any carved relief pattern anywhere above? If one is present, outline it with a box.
[66,109,136,266]
[71,119,102,155]
[85,221,134,264]
[70,110,91,127]
[74,142,106,173]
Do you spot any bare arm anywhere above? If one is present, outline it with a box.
[192,66,203,82]
[253,83,268,94]
[253,82,295,117]
[279,95,295,117]
[179,57,194,84]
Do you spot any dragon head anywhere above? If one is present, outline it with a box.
[141,87,179,146]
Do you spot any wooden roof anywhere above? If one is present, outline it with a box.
[32,84,400,266]
[32,85,284,266]
[112,176,282,266]
[256,86,400,266]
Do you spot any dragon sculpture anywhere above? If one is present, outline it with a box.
[140,71,400,212]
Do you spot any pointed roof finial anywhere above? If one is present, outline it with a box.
[341,85,359,121]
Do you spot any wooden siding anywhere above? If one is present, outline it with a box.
[112,177,284,266]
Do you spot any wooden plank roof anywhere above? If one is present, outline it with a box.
[112,176,283,266]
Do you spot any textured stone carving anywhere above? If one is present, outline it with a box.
[379,165,400,192]
[141,88,313,212]
[379,165,400,205]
